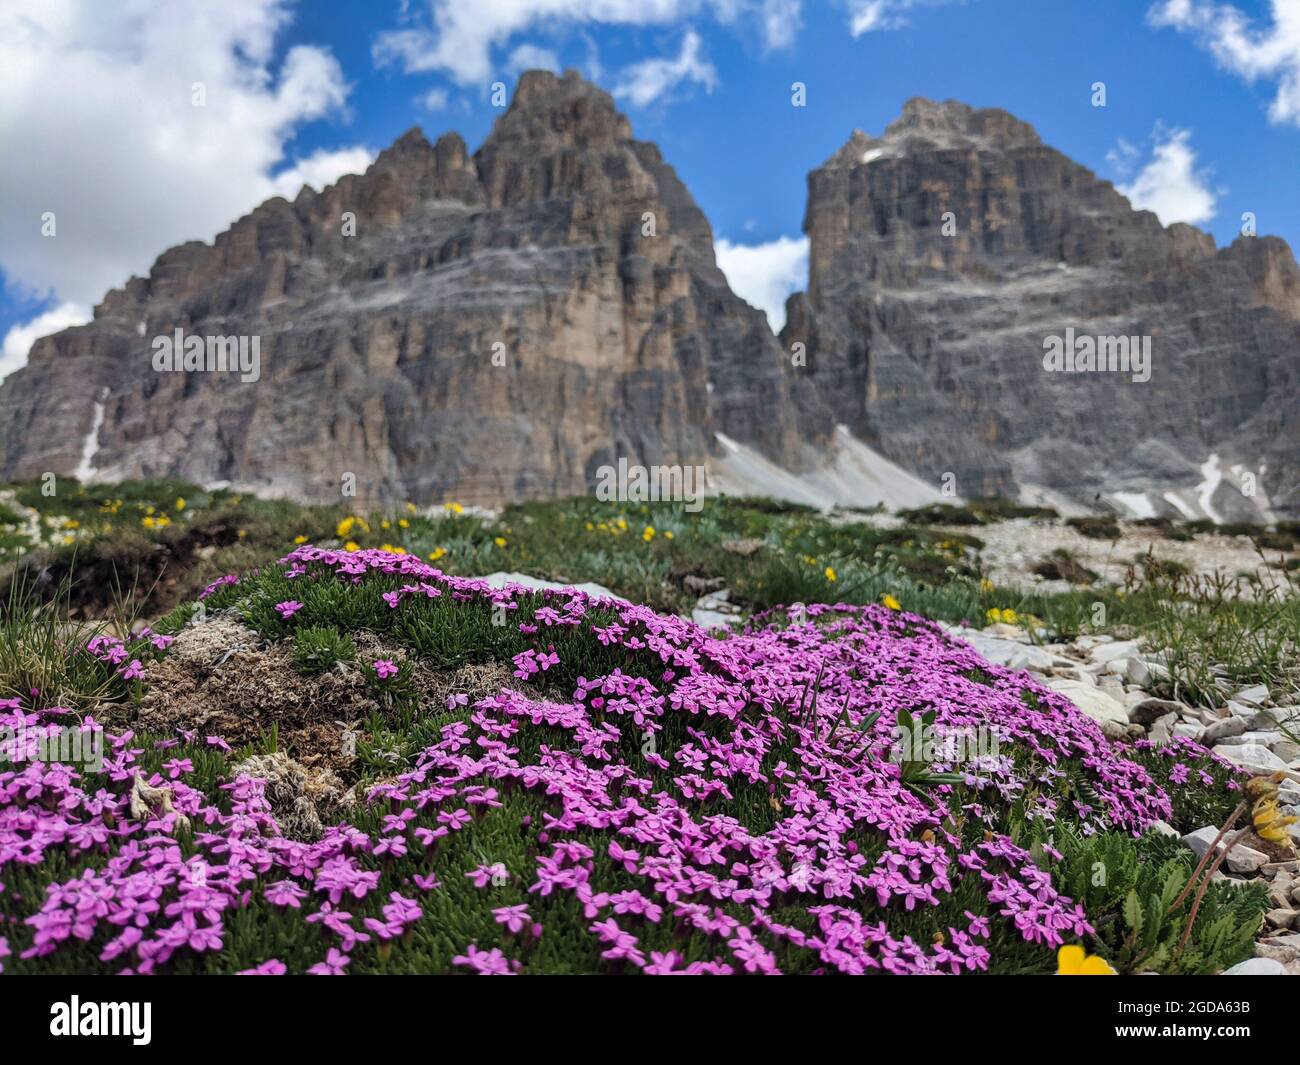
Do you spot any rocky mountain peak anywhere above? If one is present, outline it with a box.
[490,68,632,151]
[883,97,1043,152]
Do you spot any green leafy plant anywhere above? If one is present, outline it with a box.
[292,626,356,675]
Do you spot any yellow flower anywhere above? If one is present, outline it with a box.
[175,497,186,511]
[345,540,360,552]
[63,519,80,529]
[1056,945,1115,976]
[381,519,391,530]
[445,502,464,514]
[824,566,836,582]
[62,534,74,545]
[986,607,1020,626]
[293,534,308,544]
[585,521,594,532]
[882,594,901,611]
[1252,795,1298,845]
[664,530,673,540]
[979,578,995,593]
[428,547,447,562]
[337,516,357,537]
[379,543,407,555]
[398,518,409,528]
[494,536,507,548]
[406,502,417,514]
[643,526,656,542]
[145,505,155,516]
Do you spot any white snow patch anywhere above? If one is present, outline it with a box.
[1110,491,1158,520]
[708,427,945,511]
[1196,453,1224,524]
[73,397,106,483]
[861,148,887,164]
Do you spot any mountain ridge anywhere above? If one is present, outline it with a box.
[2,70,1297,518]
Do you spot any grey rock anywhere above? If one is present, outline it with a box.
[1222,958,1289,975]
[1234,684,1271,706]
[1147,712,1177,746]
[1199,717,1249,745]
[1216,743,1291,775]
[1128,697,1185,727]
[1182,826,1270,874]
[1044,679,1129,738]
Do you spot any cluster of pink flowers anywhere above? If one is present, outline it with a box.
[0,545,1237,975]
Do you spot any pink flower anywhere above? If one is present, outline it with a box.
[373,659,398,680]
[274,600,303,619]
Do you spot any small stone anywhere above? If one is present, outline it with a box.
[1181,826,1270,874]
[1172,722,1201,739]
[1215,743,1290,775]
[1199,717,1248,745]
[1265,909,1297,930]
[1148,713,1177,746]
[1124,658,1151,687]
[1046,679,1129,738]
[1223,958,1288,975]
[1089,640,1142,665]
[1234,684,1271,706]
[1127,697,1185,727]
[1148,820,1180,837]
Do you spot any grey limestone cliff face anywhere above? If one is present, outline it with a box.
[0,70,823,506]
[781,98,1300,518]
[2,83,1297,517]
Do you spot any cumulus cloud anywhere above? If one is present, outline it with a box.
[1116,127,1219,226]
[0,301,91,384]
[613,31,718,106]
[0,0,362,320]
[268,146,376,200]
[1150,0,1300,126]
[373,1,797,86]
[846,0,969,36]
[715,235,809,332]
[508,43,561,74]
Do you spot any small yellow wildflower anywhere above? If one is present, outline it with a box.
[379,543,406,555]
[381,519,391,530]
[175,497,185,511]
[882,594,901,611]
[664,530,673,540]
[445,502,464,514]
[585,521,594,532]
[979,578,995,593]
[398,518,409,528]
[428,547,447,562]
[824,566,836,582]
[643,526,656,542]
[494,536,507,548]
[406,502,417,514]
[344,541,360,552]
[64,519,80,529]
[1056,945,1114,976]
[293,535,308,544]
[337,516,357,537]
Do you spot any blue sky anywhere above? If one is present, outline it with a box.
[3,0,1298,376]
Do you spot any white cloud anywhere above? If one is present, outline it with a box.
[374,2,795,86]
[508,43,561,74]
[613,31,718,106]
[1150,0,1300,125]
[1116,127,1219,226]
[846,0,967,36]
[418,86,450,111]
[715,235,809,332]
[0,0,363,323]
[268,146,376,200]
[0,301,91,384]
